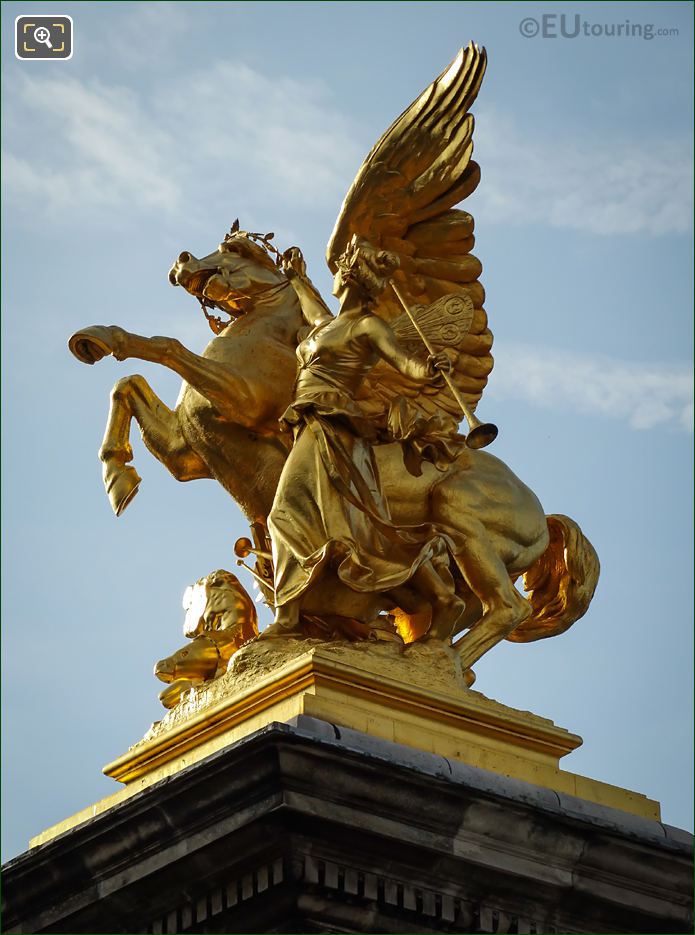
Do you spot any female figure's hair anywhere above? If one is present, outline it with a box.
[333,235,400,306]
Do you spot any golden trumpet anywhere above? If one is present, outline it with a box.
[234,536,272,560]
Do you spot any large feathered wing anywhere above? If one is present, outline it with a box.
[326,43,492,424]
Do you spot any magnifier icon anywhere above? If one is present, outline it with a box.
[33,26,53,49]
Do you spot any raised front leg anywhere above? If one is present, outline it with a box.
[101,374,211,516]
[69,325,266,428]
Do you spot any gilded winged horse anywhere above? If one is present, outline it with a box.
[69,45,599,671]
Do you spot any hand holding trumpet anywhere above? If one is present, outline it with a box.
[390,281,498,450]
[427,351,453,379]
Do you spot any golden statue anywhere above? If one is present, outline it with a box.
[69,44,599,678]
[155,570,258,708]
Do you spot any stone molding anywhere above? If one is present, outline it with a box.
[3,718,692,934]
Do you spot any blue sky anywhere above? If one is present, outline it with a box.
[2,1,693,860]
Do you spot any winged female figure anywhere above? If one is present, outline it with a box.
[263,235,466,641]
[68,44,599,671]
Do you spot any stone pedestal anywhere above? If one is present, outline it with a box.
[2,643,692,933]
[3,717,693,934]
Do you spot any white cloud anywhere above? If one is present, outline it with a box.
[472,109,693,236]
[2,60,363,223]
[4,75,181,215]
[155,61,364,209]
[488,342,693,432]
[5,53,691,240]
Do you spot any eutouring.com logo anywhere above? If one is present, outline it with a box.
[519,14,679,40]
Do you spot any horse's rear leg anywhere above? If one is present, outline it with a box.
[428,493,531,666]
[451,530,531,669]
[101,374,211,516]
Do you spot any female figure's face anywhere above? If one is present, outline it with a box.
[333,240,400,310]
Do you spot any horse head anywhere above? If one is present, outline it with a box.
[154,569,259,709]
[169,232,290,322]
[154,637,220,687]
[182,569,258,643]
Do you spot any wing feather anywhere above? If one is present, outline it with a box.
[415,235,475,258]
[408,159,479,225]
[411,255,482,283]
[327,44,492,423]
[408,209,474,244]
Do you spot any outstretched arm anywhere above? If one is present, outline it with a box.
[361,315,448,382]
[282,248,333,328]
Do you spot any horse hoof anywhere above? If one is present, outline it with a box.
[427,596,467,641]
[106,465,141,516]
[256,621,303,641]
[68,326,121,364]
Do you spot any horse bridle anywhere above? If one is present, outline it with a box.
[195,632,224,673]
[198,277,292,335]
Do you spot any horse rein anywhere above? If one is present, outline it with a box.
[198,278,292,334]
[194,632,226,676]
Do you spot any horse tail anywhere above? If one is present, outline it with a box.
[507,514,600,643]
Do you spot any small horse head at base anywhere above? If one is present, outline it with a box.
[154,569,259,709]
